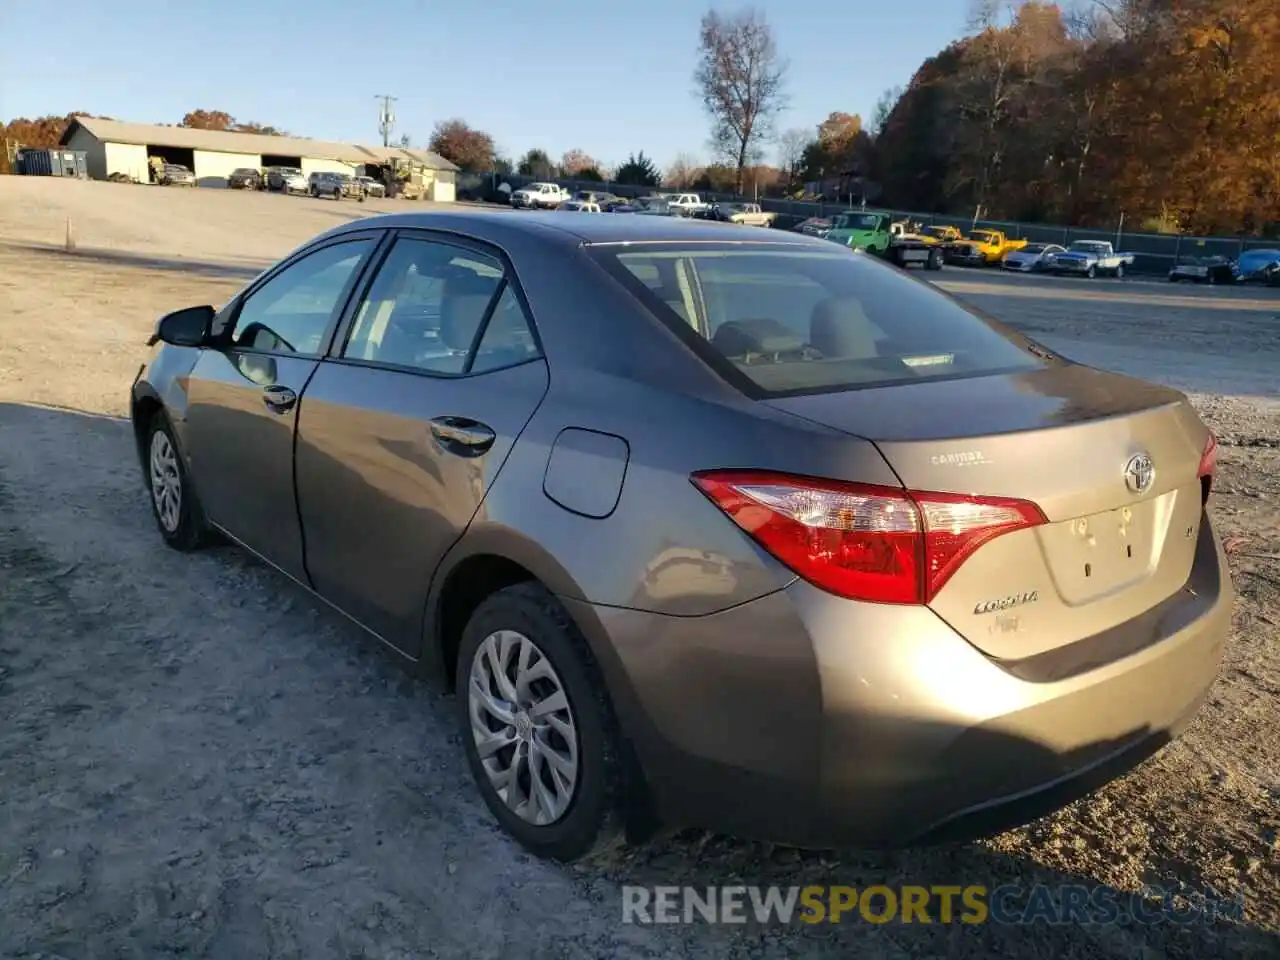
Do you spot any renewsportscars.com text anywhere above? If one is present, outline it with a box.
[621,884,1245,926]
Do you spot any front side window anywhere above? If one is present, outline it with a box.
[590,244,1049,397]
[342,237,539,375]
[229,239,374,355]
[836,213,882,231]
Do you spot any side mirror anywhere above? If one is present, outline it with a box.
[148,305,215,347]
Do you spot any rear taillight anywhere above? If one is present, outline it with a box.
[1198,431,1217,505]
[692,471,1046,605]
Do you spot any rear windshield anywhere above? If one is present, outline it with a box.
[589,244,1049,397]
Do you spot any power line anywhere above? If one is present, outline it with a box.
[375,95,399,148]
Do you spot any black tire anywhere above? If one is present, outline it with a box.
[1086,264,1097,279]
[1115,264,1125,279]
[927,248,943,271]
[144,412,213,552]
[456,582,625,863]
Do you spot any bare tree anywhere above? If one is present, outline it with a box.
[776,128,808,184]
[693,8,789,194]
[665,152,702,188]
[869,87,904,137]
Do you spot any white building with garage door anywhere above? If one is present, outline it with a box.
[58,116,458,198]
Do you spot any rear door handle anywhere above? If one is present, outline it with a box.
[429,416,495,455]
[262,385,297,414]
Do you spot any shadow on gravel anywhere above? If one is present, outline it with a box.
[3,241,271,281]
[0,399,1275,960]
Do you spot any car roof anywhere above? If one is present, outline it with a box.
[321,209,828,249]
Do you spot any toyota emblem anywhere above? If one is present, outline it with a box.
[1124,453,1155,494]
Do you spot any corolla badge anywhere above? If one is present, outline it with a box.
[974,591,1038,615]
[1124,453,1155,494]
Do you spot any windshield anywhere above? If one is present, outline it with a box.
[1021,244,1048,254]
[1068,241,1109,253]
[834,213,883,231]
[970,231,997,243]
[589,244,1047,397]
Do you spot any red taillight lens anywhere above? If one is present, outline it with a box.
[691,470,1046,605]
[1198,431,1217,505]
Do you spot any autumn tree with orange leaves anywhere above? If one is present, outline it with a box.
[872,0,1280,233]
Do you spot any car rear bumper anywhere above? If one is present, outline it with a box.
[573,513,1231,848]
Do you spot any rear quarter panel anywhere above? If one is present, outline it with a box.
[454,368,902,618]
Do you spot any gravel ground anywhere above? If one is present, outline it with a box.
[1,178,1277,958]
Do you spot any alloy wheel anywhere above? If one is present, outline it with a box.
[149,430,182,533]
[467,629,579,826]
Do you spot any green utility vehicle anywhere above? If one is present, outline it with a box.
[824,210,942,270]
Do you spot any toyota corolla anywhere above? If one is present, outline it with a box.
[131,211,1231,861]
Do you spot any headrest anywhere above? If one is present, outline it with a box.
[711,318,805,357]
[809,297,878,359]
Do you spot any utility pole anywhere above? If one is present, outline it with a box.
[375,95,398,148]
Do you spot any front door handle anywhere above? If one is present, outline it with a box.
[262,385,297,414]
[429,416,496,455]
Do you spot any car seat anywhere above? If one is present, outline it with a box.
[809,296,881,360]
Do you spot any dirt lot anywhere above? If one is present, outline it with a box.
[1,178,1277,958]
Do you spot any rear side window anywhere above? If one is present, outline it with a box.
[589,244,1047,397]
[342,237,539,376]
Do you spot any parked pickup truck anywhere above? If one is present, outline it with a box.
[919,224,965,245]
[702,202,776,227]
[1046,240,1136,278]
[965,229,1028,265]
[663,192,710,215]
[511,182,571,209]
[825,211,942,270]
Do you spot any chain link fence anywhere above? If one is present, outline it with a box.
[490,173,1280,277]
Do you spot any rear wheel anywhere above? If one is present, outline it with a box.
[1086,264,1097,279]
[927,248,943,271]
[1114,264,1125,279]
[457,582,625,862]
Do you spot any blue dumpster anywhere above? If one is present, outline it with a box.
[17,148,89,178]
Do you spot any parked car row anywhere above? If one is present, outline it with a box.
[223,166,386,200]
[1167,249,1280,286]
[506,185,777,228]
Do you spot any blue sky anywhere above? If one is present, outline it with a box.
[1,0,970,171]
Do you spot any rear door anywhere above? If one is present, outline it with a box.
[294,231,549,653]
[182,234,380,579]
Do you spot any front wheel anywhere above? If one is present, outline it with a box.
[145,413,213,552]
[927,248,943,271]
[1086,265,1097,279]
[1114,264,1125,279]
[457,582,625,863]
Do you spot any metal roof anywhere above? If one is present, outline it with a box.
[59,116,458,171]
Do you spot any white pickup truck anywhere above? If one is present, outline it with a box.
[662,192,710,214]
[1046,240,1137,279]
[510,182,571,209]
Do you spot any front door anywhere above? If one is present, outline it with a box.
[295,232,549,652]
[182,236,379,578]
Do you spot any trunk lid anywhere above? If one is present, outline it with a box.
[765,365,1210,659]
